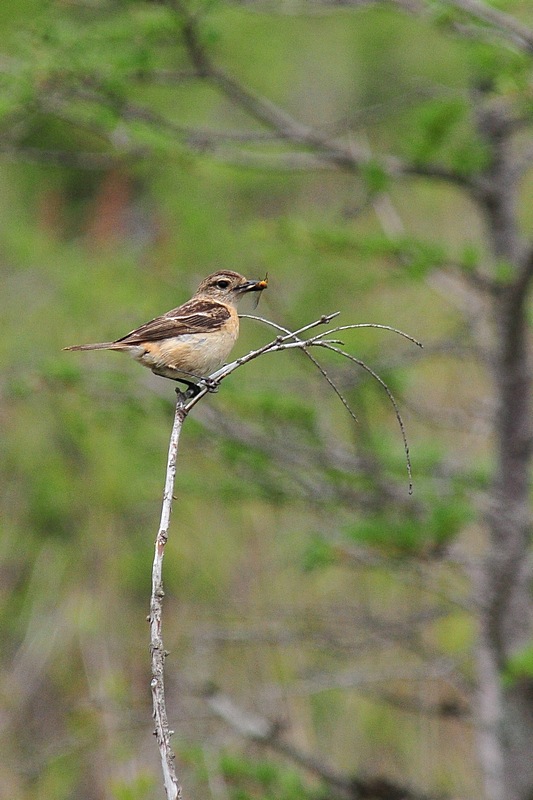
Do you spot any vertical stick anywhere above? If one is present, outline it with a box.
[149,394,187,800]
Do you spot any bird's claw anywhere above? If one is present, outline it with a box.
[199,377,219,394]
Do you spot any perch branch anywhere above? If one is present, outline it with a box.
[149,312,419,796]
[149,398,187,800]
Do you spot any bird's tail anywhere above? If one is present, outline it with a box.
[63,342,116,351]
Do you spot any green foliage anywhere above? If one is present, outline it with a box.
[434,613,474,657]
[460,242,481,271]
[410,99,466,162]
[407,97,490,174]
[300,443,476,564]
[235,390,318,435]
[494,259,516,285]
[219,752,322,800]
[389,236,448,279]
[344,499,468,556]
[176,744,324,800]
[31,751,81,800]
[503,642,533,686]
[111,772,156,800]
[309,225,447,278]
[468,38,532,94]
[218,437,289,503]
[361,159,390,194]
[30,4,177,85]
[301,534,338,572]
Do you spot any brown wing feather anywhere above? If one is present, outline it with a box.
[114,299,231,345]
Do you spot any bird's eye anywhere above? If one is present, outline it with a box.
[216,279,230,289]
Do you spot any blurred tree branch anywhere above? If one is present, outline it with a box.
[205,687,448,800]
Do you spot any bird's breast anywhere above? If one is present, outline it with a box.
[131,321,239,380]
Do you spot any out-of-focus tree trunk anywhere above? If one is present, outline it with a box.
[474,93,533,800]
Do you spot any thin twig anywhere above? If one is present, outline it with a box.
[312,323,423,348]
[240,312,359,423]
[316,341,414,494]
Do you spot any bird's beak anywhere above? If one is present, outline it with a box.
[239,277,268,293]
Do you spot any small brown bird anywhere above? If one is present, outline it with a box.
[64,270,268,393]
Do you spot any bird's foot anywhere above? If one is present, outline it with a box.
[198,377,219,394]
[174,379,201,400]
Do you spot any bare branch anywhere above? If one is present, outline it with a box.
[510,245,533,307]
[287,658,457,695]
[233,0,533,54]
[3,5,481,192]
[335,538,473,609]
[149,396,186,800]
[204,688,362,797]
[360,686,470,719]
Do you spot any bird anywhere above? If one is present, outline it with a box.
[64,270,268,394]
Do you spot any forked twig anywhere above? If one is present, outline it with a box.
[240,312,359,423]
[150,311,420,798]
[241,312,418,491]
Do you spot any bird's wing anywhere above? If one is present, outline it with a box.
[114,299,232,344]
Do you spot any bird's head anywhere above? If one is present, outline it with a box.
[196,270,268,305]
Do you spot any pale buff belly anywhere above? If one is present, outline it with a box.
[128,330,238,381]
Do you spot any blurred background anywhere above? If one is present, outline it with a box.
[2,1,533,799]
